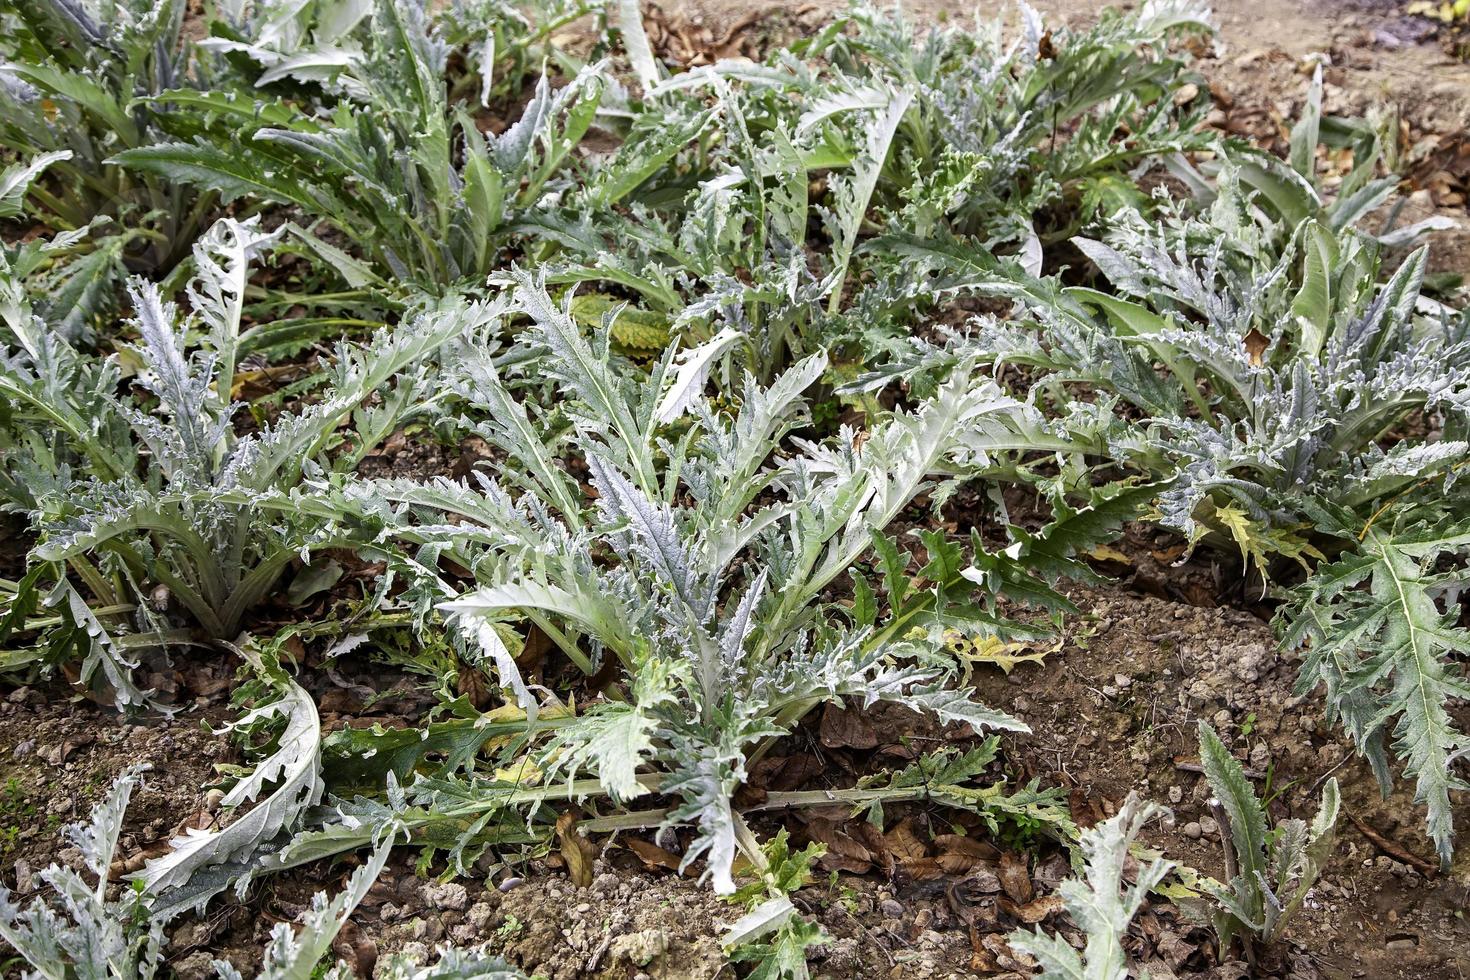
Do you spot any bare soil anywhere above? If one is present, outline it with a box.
[4,2,1469,978]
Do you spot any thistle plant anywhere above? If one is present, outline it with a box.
[1009,794,1176,980]
[3,216,482,690]
[0,766,166,979]
[0,763,526,978]
[330,273,1050,891]
[116,0,604,293]
[0,0,220,335]
[892,164,1469,570]
[1197,722,1339,961]
[1277,502,1467,870]
[822,0,1214,247]
[1173,65,1453,250]
[1069,198,1469,556]
[513,0,1213,381]
[856,65,1469,867]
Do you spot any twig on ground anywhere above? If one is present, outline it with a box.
[1345,811,1438,878]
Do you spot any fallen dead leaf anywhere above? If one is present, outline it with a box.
[1156,931,1197,969]
[1151,543,1189,563]
[332,920,377,978]
[1069,787,1107,829]
[998,851,1033,905]
[938,851,991,875]
[806,817,874,873]
[885,818,928,864]
[1006,893,1065,924]
[746,753,824,792]
[981,931,1036,973]
[626,838,684,874]
[935,834,1001,861]
[555,812,598,888]
[819,701,878,749]
[947,632,1059,675]
[455,664,494,711]
[1033,853,1071,891]
[956,864,1003,892]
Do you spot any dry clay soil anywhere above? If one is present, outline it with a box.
[4,1,1470,978]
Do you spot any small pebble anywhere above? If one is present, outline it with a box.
[423,881,468,911]
[1183,822,1203,840]
[1199,816,1219,837]
[1167,785,1183,804]
[467,903,495,933]
[13,859,34,894]
[879,899,904,918]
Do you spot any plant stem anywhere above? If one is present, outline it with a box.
[1211,798,1257,969]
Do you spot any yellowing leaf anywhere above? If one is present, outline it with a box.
[945,631,1059,675]
[568,292,670,353]
[491,756,544,786]
[479,701,574,753]
[1086,543,1132,565]
[1213,502,1326,576]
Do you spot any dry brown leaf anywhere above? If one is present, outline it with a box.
[885,818,929,864]
[936,834,1001,875]
[938,851,984,875]
[959,865,1004,893]
[817,852,872,874]
[849,821,894,877]
[1243,327,1270,366]
[455,665,493,711]
[1151,543,1189,563]
[969,947,1003,973]
[819,701,878,749]
[1008,893,1065,924]
[555,811,598,888]
[332,920,377,978]
[981,932,1036,972]
[1033,853,1071,891]
[902,857,948,880]
[746,753,824,792]
[1156,931,1196,969]
[806,818,873,865]
[626,838,683,874]
[936,834,1001,860]
[1069,787,1107,829]
[998,851,1033,905]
